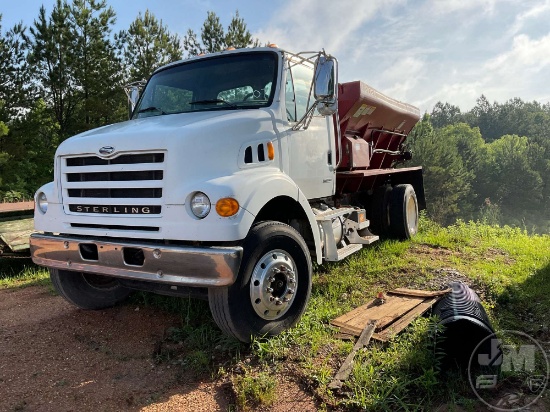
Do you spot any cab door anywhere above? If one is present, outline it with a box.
[283,58,335,200]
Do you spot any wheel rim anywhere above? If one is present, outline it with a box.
[406,194,418,235]
[250,249,298,320]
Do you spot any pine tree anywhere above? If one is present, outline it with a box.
[183,10,259,57]
[28,1,78,138]
[117,10,182,82]
[69,0,125,129]
[0,15,31,121]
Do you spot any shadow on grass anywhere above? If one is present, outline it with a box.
[495,261,550,340]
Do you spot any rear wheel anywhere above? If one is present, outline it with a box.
[368,185,391,237]
[50,268,132,309]
[389,184,419,239]
[208,221,312,343]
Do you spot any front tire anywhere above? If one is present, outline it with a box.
[50,269,132,310]
[208,221,312,343]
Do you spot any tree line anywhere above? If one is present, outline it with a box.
[408,96,550,233]
[0,0,257,201]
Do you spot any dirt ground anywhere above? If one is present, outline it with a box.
[0,285,317,412]
[2,279,548,412]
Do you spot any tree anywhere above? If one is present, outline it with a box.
[28,1,78,138]
[117,10,182,82]
[0,99,60,197]
[430,101,461,128]
[183,10,259,57]
[407,115,475,225]
[69,0,125,129]
[0,15,31,121]
[485,135,543,221]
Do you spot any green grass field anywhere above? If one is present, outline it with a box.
[2,219,549,410]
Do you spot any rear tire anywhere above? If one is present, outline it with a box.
[208,221,312,343]
[50,269,132,310]
[389,184,419,239]
[368,185,391,237]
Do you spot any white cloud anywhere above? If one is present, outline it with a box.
[253,0,406,53]
[251,0,550,112]
[485,33,550,75]
[427,0,498,15]
[508,0,550,36]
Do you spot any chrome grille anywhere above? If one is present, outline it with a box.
[61,152,165,218]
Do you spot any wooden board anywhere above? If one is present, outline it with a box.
[332,295,425,335]
[372,297,439,341]
[0,218,34,252]
[388,288,451,298]
[331,288,446,341]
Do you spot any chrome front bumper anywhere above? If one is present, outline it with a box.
[30,233,243,287]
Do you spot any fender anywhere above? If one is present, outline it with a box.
[203,168,323,264]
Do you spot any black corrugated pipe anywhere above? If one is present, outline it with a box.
[432,281,496,367]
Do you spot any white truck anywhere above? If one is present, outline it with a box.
[30,47,424,342]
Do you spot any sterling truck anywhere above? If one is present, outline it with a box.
[30,47,424,342]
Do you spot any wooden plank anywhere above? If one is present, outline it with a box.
[329,320,377,389]
[331,295,424,335]
[389,288,451,298]
[372,297,439,342]
[0,201,34,213]
[0,218,34,234]
[0,218,34,252]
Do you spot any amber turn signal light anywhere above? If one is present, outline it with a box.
[267,141,275,160]
[216,198,239,217]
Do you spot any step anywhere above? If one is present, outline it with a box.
[325,243,363,262]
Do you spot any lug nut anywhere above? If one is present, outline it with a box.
[266,287,273,293]
[283,297,291,302]
[275,299,283,306]
[287,289,295,295]
[268,277,274,283]
[269,296,275,302]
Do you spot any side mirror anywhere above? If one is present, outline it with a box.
[314,55,338,115]
[129,87,140,109]
[123,80,146,118]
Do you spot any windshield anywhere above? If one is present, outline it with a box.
[133,52,278,119]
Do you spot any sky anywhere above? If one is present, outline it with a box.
[2,0,550,113]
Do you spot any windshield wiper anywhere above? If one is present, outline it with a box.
[136,106,166,115]
[190,99,238,109]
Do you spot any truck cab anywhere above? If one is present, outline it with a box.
[30,47,424,342]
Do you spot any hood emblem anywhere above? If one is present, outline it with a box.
[99,146,115,156]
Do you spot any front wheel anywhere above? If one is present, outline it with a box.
[50,269,132,310]
[208,221,312,343]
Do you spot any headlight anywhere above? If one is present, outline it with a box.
[191,192,211,218]
[37,192,48,214]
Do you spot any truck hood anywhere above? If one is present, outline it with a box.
[59,110,247,153]
[54,108,280,190]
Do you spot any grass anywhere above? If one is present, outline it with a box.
[3,218,549,410]
[0,257,49,288]
[232,368,277,410]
